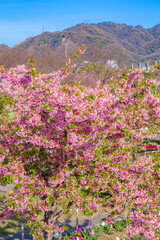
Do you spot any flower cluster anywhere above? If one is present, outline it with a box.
[71,222,95,240]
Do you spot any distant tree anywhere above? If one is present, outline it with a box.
[143,63,160,96]
[77,62,122,87]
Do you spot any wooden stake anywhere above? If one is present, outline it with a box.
[21,223,24,240]
[76,208,79,230]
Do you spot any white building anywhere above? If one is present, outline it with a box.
[105,60,118,69]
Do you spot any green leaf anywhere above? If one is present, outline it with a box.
[109,163,114,167]
[0,175,14,184]
[124,130,130,137]
[30,169,36,174]
[1,157,9,165]
[112,179,117,184]
[115,117,122,121]
[15,183,22,188]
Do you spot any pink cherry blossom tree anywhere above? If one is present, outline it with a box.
[0,54,159,240]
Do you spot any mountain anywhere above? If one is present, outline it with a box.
[0,22,160,72]
[148,24,160,38]
[95,22,154,47]
[0,44,10,53]
[94,22,160,59]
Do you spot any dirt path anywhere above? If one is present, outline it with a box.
[0,184,15,192]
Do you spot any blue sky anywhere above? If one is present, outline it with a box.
[0,0,160,47]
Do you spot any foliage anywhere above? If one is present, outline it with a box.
[77,62,121,87]
[60,225,105,240]
[54,218,160,239]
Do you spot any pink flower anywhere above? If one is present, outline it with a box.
[89,221,92,228]
[91,229,94,235]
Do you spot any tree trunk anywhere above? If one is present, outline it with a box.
[43,202,63,240]
[44,231,54,240]
[132,145,137,162]
[132,153,137,162]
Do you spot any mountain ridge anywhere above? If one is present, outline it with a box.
[0,22,160,72]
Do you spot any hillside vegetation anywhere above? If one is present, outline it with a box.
[0,22,160,73]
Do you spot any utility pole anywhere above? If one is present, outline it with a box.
[138,62,141,68]
[65,42,68,65]
[145,62,149,72]
[76,208,79,230]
